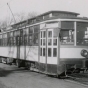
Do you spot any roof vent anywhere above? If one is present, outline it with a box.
[49,13,52,17]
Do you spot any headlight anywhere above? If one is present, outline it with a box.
[81,49,88,57]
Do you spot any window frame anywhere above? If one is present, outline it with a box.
[76,22,88,46]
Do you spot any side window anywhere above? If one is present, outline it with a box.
[43,31,46,38]
[5,33,7,46]
[25,28,29,45]
[10,31,13,37]
[77,22,88,45]
[23,28,28,45]
[2,34,4,46]
[13,31,16,36]
[16,30,20,45]
[16,30,20,36]
[20,29,23,36]
[0,35,2,46]
[41,39,42,45]
[0,35,1,46]
[29,27,34,46]
[48,48,52,57]
[33,33,38,45]
[20,36,23,45]
[13,37,16,45]
[20,29,23,45]
[7,32,10,45]
[48,30,52,46]
[16,36,20,46]
[2,34,5,46]
[53,39,57,45]
[41,31,42,38]
[40,48,42,56]
[11,32,13,46]
[53,48,57,57]
[43,48,45,56]
[48,31,52,37]
[23,29,26,35]
[34,25,39,33]
[29,27,33,34]
[33,25,39,45]
[43,39,46,45]
[48,39,52,45]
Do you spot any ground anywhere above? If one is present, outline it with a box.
[0,63,88,88]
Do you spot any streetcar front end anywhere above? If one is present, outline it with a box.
[59,20,88,75]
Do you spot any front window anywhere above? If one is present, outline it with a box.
[60,21,74,45]
[77,22,88,46]
[60,30,74,44]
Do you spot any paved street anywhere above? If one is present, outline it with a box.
[0,63,88,88]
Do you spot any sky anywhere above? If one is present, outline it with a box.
[0,0,88,21]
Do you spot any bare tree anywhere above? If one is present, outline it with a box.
[0,11,38,31]
[0,16,14,31]
[14,12,26,22]
[14,11,38,22]
[27,12,38,18]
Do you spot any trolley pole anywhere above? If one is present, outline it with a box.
[7,3,16,23]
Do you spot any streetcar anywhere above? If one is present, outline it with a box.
[0,10,88,77]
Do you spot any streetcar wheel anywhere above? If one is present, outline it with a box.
[25,62,30,70]
[16,60,20,68]
[57,75,62,79]
[75,68,80,73]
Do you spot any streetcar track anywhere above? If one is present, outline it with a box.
[65,79,88,87]
[64,73,88,87]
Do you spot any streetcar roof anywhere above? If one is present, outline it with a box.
[12,10,80,27]
[12,16,88,27]
[35,10,79,17]
[0,10,88,34]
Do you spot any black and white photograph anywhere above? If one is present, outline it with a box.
[0,0,88,88]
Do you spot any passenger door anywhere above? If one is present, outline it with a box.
[46,28,58,74]
[39,28,59,75]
